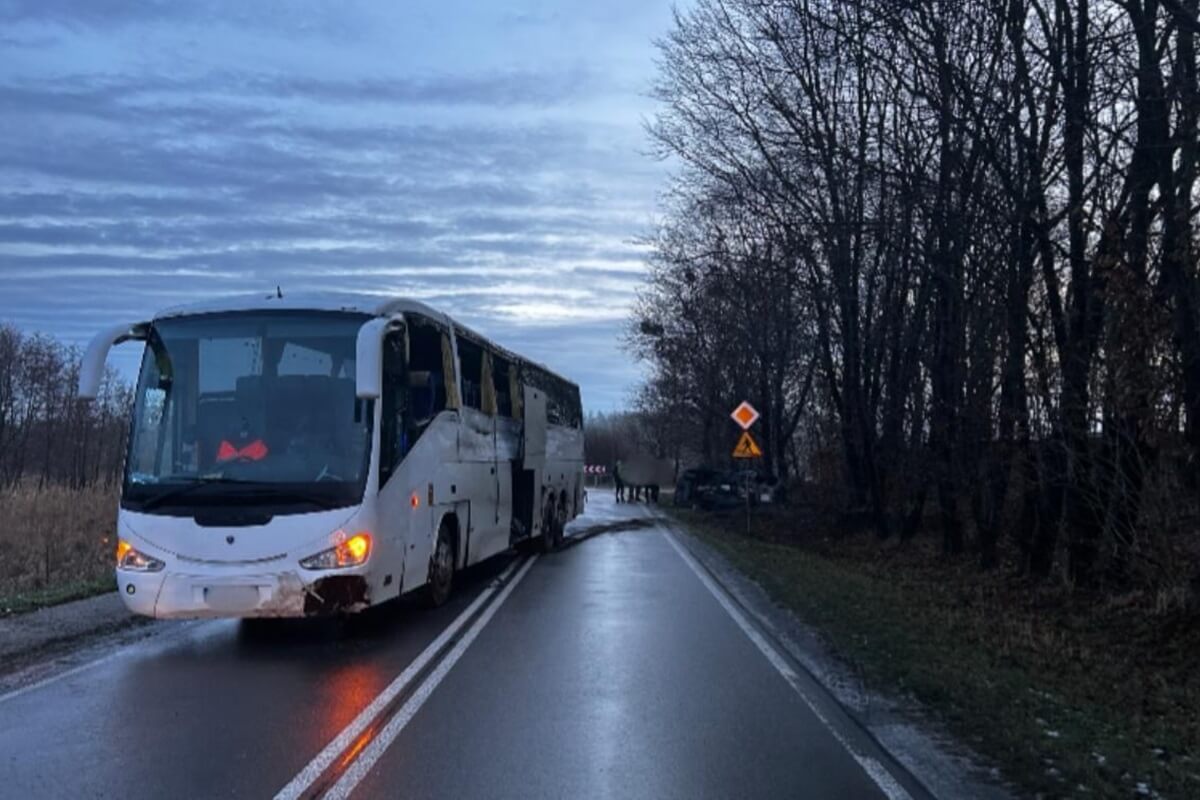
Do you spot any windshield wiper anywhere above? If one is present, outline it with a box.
[137,477,256,511]
[137,479,341,512]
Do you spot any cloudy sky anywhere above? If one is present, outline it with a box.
[0,0,679,410]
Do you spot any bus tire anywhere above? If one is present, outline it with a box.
[538,497,559,553]
[555,493,568,547]
[423,520,456,608]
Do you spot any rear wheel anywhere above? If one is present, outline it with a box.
[538,496,563,552]
[424,521,455,607]
[555,494,568,547]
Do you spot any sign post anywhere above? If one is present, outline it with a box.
[730,401,762,536]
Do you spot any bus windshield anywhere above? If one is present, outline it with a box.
[122,311,373,514]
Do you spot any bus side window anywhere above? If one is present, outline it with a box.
[481,351,498,415]
[554,379,581,428]
[493,355,513,417]
[379,331,406,487]
[547,377,562,426]
[567,383,582,428]
[407,319,448,421]
[525,368,581,429]
[509,362,523,419]
[457,335,483,411]
[531,368,568,427]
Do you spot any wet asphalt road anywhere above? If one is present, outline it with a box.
[0,495,910,799]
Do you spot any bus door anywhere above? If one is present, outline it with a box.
[516,384,546,539]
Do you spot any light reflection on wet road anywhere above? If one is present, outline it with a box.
[0,493,905,799]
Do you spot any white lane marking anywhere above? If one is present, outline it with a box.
[323,555,538,800]
[274,557,527,800]
[662,530,913,800]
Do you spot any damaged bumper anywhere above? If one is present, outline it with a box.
[118,568,370,619]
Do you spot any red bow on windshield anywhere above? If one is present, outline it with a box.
[216,439,269,462]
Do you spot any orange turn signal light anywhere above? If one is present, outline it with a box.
[116,539,132,564]
[344,533,371,563]
[410,491,420,509]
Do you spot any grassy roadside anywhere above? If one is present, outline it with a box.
[665,506,1199,800]
[0,577,115,617]
[0,484,117,617]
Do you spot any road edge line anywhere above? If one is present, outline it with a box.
[0,619,207,706]
[322,554,539,799]
[274,557,526,800]
[660,525,930,800]
[0,648,127,706]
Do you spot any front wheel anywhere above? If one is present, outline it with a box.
[423,522,455,608]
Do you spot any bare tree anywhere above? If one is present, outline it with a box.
[638,0,1200,590]
[0,323,131,489]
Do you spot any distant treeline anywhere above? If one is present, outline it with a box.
[0,324,131,489]
[632,0,1200,591]
[582,411,679,472]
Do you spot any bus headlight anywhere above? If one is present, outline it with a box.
[299,532,372,570]
[116,540,165,572]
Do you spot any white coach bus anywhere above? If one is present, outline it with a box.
[78,293,584,618]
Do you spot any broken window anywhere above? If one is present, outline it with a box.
[406,316,450,424]
[524,365,582,428]
[456,333,483,411]
[510,360,523,419]
[493,354,514,417]
[481,351,498,415]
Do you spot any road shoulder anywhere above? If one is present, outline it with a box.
[0,591,162,695]
[654,508,1017,800]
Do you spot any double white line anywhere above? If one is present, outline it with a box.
[275,555,538,800]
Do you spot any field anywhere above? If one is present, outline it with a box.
[670,504,1200,800]
[0,485,118,615]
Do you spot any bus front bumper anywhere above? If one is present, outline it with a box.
[117,568,369,619]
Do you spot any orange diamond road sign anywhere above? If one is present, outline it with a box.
[732,431,763,459]
[731,401,759,430]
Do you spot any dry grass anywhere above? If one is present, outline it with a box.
[0,484,118,614]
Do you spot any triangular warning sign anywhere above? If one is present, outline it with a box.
[732,431,763,459]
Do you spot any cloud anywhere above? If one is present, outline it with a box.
[0,2,670,412]
[0,68,597,137]
[0,0,366,38]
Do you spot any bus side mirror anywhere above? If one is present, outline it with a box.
[355,316,403,400]
[78,322,147,400]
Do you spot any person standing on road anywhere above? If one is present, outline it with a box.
[614,460,625,502]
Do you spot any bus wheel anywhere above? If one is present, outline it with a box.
[538,498,558,553]
[554,495,568,548]
[424,521,455,608]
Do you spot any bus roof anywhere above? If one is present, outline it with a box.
[154,291,579,390]
[156,291,440,321]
